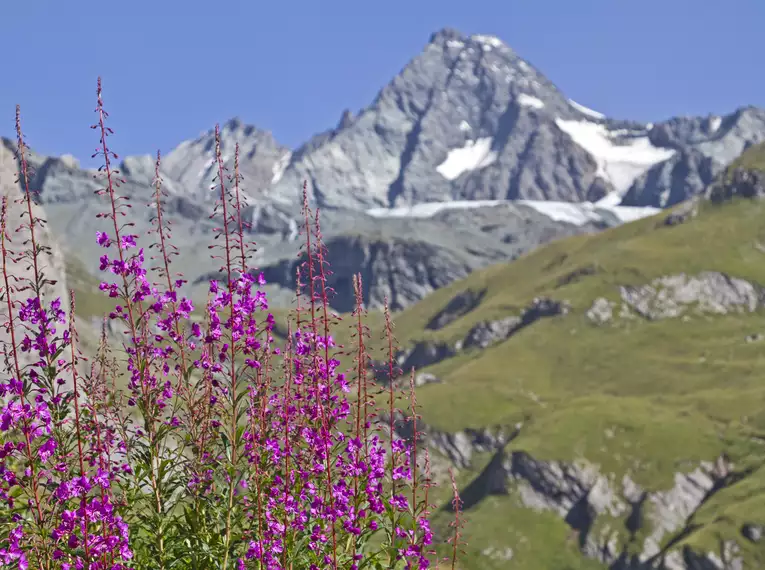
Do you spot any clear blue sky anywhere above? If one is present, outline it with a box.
[2,0,763,168]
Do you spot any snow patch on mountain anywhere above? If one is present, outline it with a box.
[470,35,504,49]
[555,119,676,193]
[569,99,606,120]
[366,199,660,227]
[607,205,664,223]
[367,200,503,219]
[517,200,603,225]
[271,151,292,184]
[518,94,545,110]
[436,138,498,180]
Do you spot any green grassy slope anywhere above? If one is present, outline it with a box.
[378,190,765,568]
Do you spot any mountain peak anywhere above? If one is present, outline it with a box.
[427,27,512,55]
[222,116,244,131]
[158,117,290,204]
[427,27,464,45]
[217,117,277,142]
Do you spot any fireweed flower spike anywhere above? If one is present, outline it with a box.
[0,79,460,570]
[0,102,136,570]
[447,469,467,570]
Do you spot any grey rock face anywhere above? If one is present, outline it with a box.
[647,115,724,149]
[588,272,765,324]
[509,451,609,516]
[413,372,441,387]
[401,411,743,570]
[231,202,590,312]
[461,315,523,350]
[741,523,764,543]
[395,340,457,374]
[428,430,475,469]
[461,296,570,350]
[621,149,716,208]
[267,29,613,209]
[384,411,517,471]
[641,467,718,560]
[160,118,292,205]
[662,198,699,227]
[586,297,615,324]
[484,447,738,570]
[707,167,765,203]
[625,108,765,207]
[619,272,763,320]
[257,234,473,313]
[426,288,485,330]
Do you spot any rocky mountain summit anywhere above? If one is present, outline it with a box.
[264,28,765,211]
[130,29,765,214]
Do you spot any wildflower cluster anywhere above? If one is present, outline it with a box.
[0,78,462,569]
[0,108,132,570]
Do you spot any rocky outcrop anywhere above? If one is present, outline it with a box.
[190,200,590,312]
[707,167,765,203]
[254,234,475,313]
[392,340,458,375]
[459,315,523,350]
[381,296,571,376]
[622,148,717,209]
[384,407,749,570]
[459,296,570,350]
[741,523,764,543]
[426,288,485,330]
[380,409,520,473]
[661,198,699,227]
[623,108,765,208]
[588,272,765,324]
[159,118,292,205]
[587,297,617,324]
[439,437,746,570]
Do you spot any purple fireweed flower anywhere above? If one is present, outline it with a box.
[120,234,137,249]
[96,230,112,247]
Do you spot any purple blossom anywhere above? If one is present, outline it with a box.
[96,231,112,247]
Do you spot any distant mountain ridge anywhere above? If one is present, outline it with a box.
[135,28,765,211]
[2,27,765,311]
[6,28,765,213]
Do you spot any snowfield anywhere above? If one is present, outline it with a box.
[517,93,545,109]
[366,199,660,227]
[554,118,676,194]
[568,99,606,120]
[436,138,498,180]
